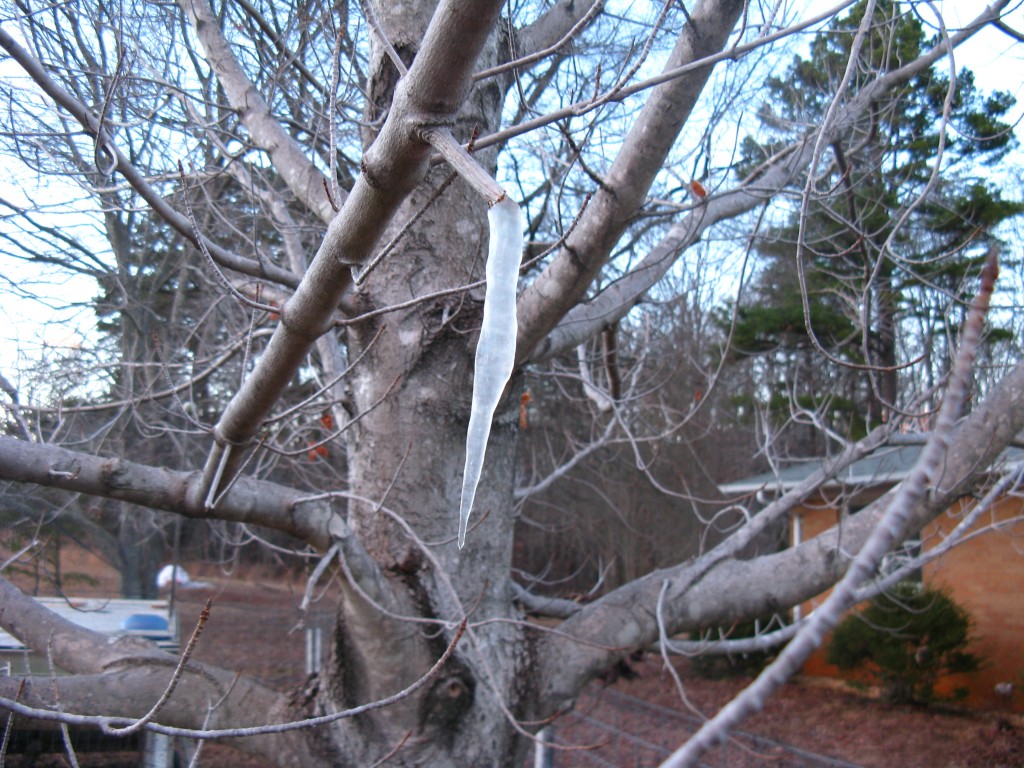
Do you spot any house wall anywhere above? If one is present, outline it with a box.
[792,493,1024,713]
[923,495,1024,712]
[792,499,846,682]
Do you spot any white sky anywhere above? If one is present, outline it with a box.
[1,0,1022,401]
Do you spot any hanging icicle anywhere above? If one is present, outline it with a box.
[458,196,524,548]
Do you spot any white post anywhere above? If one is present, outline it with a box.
[305,626,323,675]
[142,732,172,768]
[534,725,553,768]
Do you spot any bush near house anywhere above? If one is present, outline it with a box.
[827,582,982,705]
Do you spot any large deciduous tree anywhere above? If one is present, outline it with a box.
[1,1,1022,766]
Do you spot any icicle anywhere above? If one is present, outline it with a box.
[458,196,524,549]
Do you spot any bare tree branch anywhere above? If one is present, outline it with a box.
[0,26,302,291]
[177,0,340,222]
[515,0,747,362]
[479,0,603,82]
[661,247,1001,768]
[524,0,1011,363]
[0,578,325,766]
[198,0,508,499]
[539,347,1024,709]
[0,436,334,548]
[1,1,1019,763]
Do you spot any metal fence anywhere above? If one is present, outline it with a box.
[540,686,863,768]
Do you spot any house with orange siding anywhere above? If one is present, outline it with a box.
[720,442,1024,712]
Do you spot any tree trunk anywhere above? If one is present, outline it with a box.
[295,178,534,764]
[281,12,540,762]
[116,503,162,599]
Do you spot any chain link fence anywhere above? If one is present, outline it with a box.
[539,686,863,768]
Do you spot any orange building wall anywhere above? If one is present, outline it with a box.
[922,496,1024,711]
[793,494,1024,712]
[793,502,843,680]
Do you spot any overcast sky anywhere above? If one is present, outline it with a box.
[1,0,1022,402]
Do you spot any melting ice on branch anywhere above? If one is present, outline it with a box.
[458,197,524,549]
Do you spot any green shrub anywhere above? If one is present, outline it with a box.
[827,582,981,704]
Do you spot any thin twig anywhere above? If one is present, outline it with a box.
[355,172,458,285]
[177,162,279,314]
[296,544,339,622]
[368,729,413,767]
[265,324,385,425]
[0,680,22,764]
[103,599,214,737]
[268,374,400,457]
[474,1,603,81]
[361,0,407,76]
[470,0,866,153]
[47,632,81,768]
[150,331,210,431]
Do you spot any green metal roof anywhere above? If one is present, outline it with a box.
[718,440,1024,497]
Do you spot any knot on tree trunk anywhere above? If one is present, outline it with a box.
[417,674,474,741]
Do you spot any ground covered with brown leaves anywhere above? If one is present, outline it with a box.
[568,657,1024,767]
